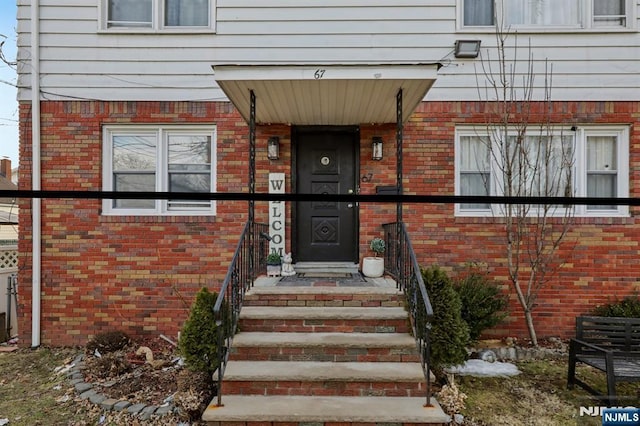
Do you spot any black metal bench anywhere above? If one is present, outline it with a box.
[567,315,640,406]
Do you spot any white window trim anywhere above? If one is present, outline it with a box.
[457,0,636,32]
[99,0,217,33]
[102,124,217,216]
[454,126,629,217]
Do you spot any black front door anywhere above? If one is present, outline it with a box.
[294,128,358,262]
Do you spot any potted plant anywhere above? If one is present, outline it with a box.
[362,237,385,278]
[266,252,282,277]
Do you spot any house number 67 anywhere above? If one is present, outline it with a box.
[314,69,326,79]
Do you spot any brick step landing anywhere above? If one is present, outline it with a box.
[229,331,420,362]
[244,286,404,307]
[239,306,409,333]
[221,361,426,397]
[203,395,450,425]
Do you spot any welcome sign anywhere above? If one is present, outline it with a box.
[269,173,285,256]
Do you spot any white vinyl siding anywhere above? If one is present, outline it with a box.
[103,125,216,216]
[455,126,629,217]
[15,1,640,103]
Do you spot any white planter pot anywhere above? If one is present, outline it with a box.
[362,257,384,278]
[267,264,281,277]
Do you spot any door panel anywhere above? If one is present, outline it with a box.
[296,129,357,262]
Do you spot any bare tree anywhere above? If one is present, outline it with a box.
[0,35,18,90]
[473,22,575,346]
[0,37,17,69]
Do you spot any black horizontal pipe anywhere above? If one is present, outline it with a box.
[0,189,638,206]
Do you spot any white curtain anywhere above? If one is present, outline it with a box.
[165,0,209,27]
[460,136,491,209]
[504,0,579,26]
[464,0,495,26]
[594,0,625,15]
[109,0,152,26]
[593,0,626,26]
[587,135,617,209]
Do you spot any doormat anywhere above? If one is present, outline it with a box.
[297,272,353,278]
[278,272,368,285]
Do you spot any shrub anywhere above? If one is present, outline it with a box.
[369,237,385,256]
[85,330,131,355]
[84,352,132,380]
[420,265,470,372]
[179,287,223,377]
[454,269,508,343]
[266,252,282,265]
[592,295,640,318]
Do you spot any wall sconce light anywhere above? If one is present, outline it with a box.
[267,136,280,160]
[372,137,383,161]
[454,40,481,58]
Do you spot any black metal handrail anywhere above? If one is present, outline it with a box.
[212,220,269,406]
[383,222,434,407]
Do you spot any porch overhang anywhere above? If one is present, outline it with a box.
[212,64,439,125]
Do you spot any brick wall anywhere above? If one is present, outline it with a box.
[19,101,251,346]
[397,101,640,340]
[18,100,640,346]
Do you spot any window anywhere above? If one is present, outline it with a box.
[108,0,152,28]
[503,134,574,198]
[165,0,209,27]
[593,0,627,27]
[504,0,580,27]
[461,0,632,29]
[586,132,620,210]
[464,0,495,26]
[104,0,215,30]
[455,126,629,217]
[459,136,491,209]
[103,126,216,216]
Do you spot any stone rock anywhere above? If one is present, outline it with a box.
[139,405,158,420]
[478,349,497,363]
[75,382,92,393]
[113,400,131,412]
[127,403,147,414]
[100,398,119,410]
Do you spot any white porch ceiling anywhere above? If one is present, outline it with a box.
[212,64,439,125]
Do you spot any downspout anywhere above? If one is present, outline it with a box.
[31,0,42,348]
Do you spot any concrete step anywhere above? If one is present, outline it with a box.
[203,278,448,425]
[203,395,450,425]
[244,285,405,307]
[229,331,420,362]
[221,361,427,397]
[238,306,410,333]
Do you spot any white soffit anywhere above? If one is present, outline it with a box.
[212,64,439,125]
